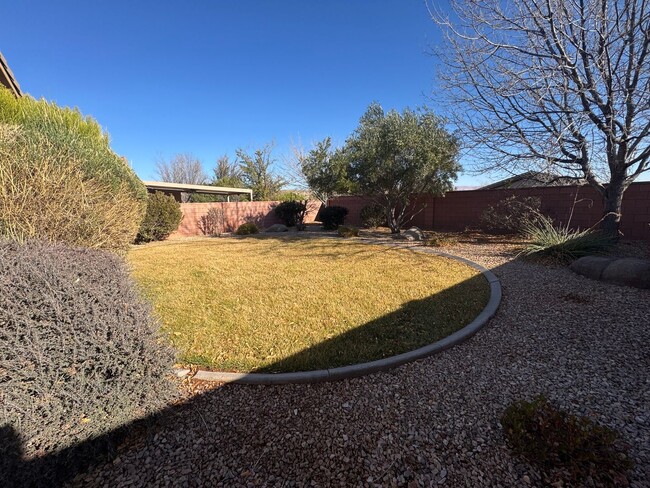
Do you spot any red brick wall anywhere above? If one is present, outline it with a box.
[170,200,322,238]
[329,182,650,242]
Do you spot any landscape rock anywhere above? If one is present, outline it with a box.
[398,227,425,241]
[174,369,191,378]
[264,224,289,233]
[569,256,616,280]
[601,258,650,289]
[571,256,650,289]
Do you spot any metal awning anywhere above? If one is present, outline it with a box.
[143,181,253,201]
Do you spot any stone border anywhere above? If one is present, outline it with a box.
[183,244,501,385]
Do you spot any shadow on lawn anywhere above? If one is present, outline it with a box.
[1,249,501,488]
[252,272,489,373]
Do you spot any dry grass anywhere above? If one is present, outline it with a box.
[0,124,145,253]
[128,236,489,372]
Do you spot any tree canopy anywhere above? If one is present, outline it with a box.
[236,144,286,201]
[433,0,650,235]
[345,103,460,232]
[300,103,460,233]
[212,154,245,188]
[300,137,354,203]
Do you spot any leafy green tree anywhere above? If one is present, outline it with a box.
[190,154,247,202]
[212,154,244,188]
[236,144,286,201]
[344,103,460,233]
[300,137,354,203]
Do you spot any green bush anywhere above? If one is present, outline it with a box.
[502,396,632,486]
[480,195,542,234]
[235,222,259,235]
[136,192,183,243]
[320,205,348,230]
[360,203,386,228]
[337,225,359,237]
[0,239,177,486]
[0,88,147,252]
[274,200,307,228]
[520,214,616,262]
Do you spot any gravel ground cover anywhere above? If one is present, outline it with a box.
[69,235,649,487]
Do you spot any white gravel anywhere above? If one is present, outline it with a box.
[69,236,650,487]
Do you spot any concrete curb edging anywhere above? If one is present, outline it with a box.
[185,245,502,385]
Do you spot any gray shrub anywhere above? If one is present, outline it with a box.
[0,239,177,485]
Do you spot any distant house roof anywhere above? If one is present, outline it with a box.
[480,171,583,190]
[143,181,253,200]
[0,52,21,97]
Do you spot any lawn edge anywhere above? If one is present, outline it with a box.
[187,244,502,385]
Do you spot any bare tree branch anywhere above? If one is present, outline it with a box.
[432,0,650,235]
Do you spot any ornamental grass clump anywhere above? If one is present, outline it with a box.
[0,88,147,252]
[0,239,177,486]
[502,396,632,486]
[520,214,616,263]
[198,206,226,236]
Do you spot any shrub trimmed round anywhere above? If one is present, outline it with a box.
[274,200,307,227]
[321,205,348,230]
[0,239,177,485]
[136,191,183,243]
[236,222,259,235]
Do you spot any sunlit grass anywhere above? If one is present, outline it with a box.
[128,236,489,372]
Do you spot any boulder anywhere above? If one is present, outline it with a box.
[601,258,650,289]
[265,224,289,232]
[398,227,425,241]
[569,256,616,280]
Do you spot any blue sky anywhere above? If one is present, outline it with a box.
[1,0,488,186]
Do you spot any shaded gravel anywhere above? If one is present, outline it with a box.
[69,236,650,487]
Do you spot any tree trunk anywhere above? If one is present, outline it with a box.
[600,180,625,238]
[387,204,400,233]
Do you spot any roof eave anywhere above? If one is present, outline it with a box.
[143,181,253,196]
[0,52,22,98]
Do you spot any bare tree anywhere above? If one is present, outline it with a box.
[432,0,650,236]
[155,153,207,185]
[280,138,313,195]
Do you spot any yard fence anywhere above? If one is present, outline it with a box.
[329,182,650,242]
[167,183,649,242]
[170,200,321,238]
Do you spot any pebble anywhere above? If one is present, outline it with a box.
[66,237,650,487]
